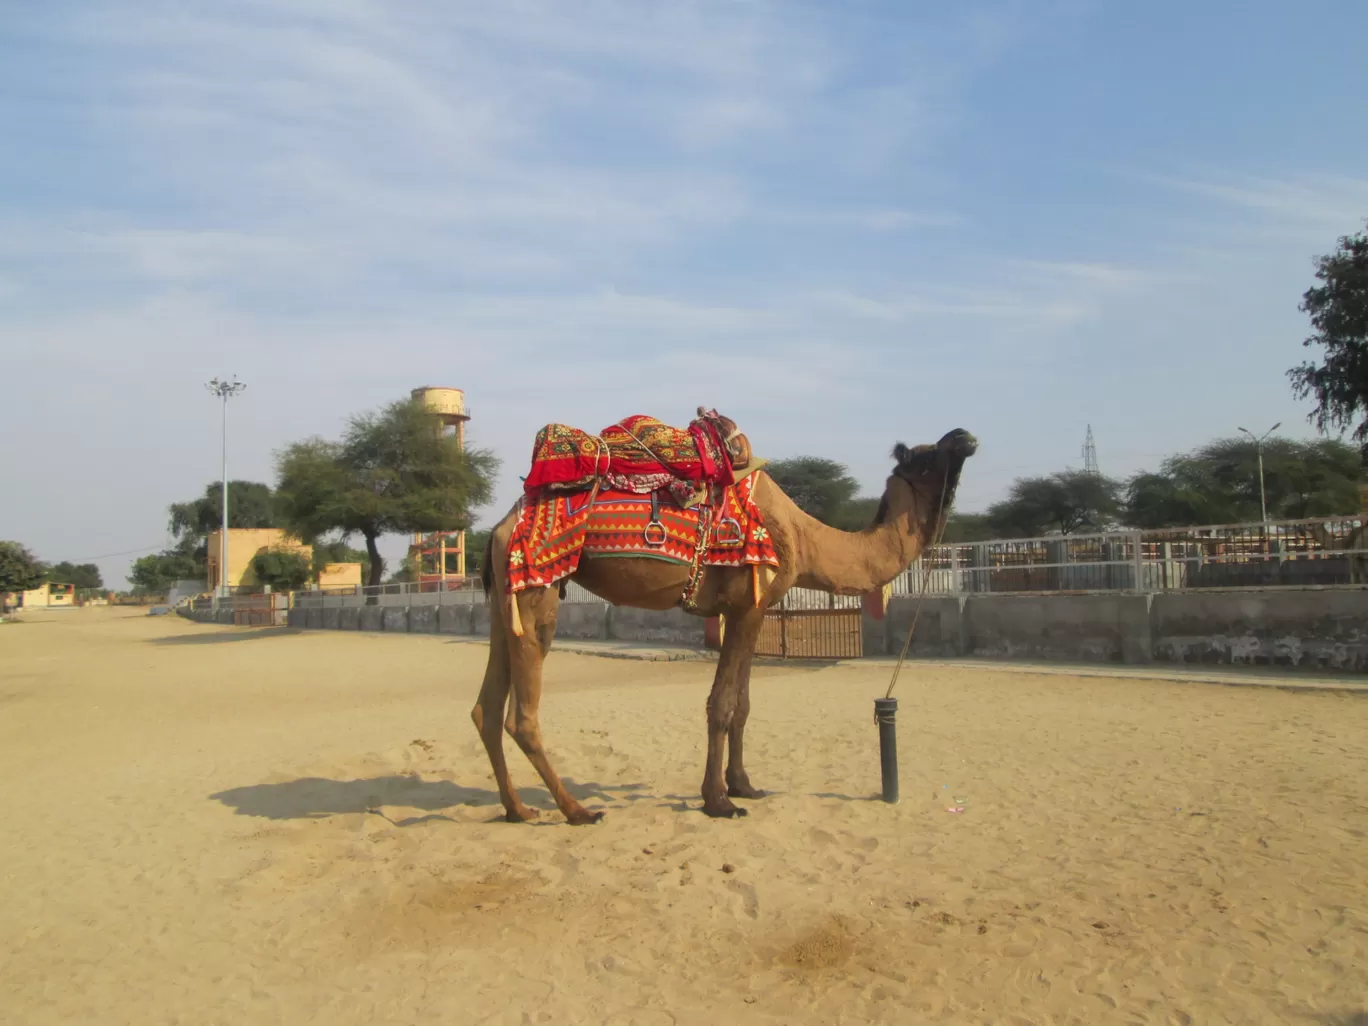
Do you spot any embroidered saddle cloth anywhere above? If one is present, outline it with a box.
[521,409,750,502]
[506,474,779,595]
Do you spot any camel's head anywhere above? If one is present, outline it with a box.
[881,429,978,531]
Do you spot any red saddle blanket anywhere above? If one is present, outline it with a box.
[522,413,737,498]
[506,474,779,595]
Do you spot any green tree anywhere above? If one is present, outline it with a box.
[45,561,103,589]
[250,548,312,591]
[941,512,996,543]
[765,457,861,526]
[1288,222,1368,458]
[826,496,882,531]
[988,471,1124,537]
[275,398,499,587]
[129,550,200,595]
[464,528,493,575]
[1124,436,1360,527]
[0,542,47,597]
[170,481,277,541]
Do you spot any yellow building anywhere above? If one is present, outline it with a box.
[19,582,75,608]
[317,562,363,590]
[205,529,313,591]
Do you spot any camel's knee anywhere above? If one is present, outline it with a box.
[508,716,543,754]
[707,701,737,733]
[470,704,484,732]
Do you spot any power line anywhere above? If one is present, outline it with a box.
[66,543,166,562]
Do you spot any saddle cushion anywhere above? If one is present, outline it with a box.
[506,474,780,594]
[522,413,738,497]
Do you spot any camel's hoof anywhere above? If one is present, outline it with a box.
[566,809,606,826]
[703,803,748,819]
[504,806,539,823]
[727,785,767,800]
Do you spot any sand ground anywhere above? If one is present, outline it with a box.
[1,608,1365,1026]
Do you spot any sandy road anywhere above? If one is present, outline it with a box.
[1,608,1365,1025]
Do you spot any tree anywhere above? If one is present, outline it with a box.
[941,512,997,543]
[250,547,312,591]
[128,550,200,595]
[170,481,277,540]
[827,496,881,531]
[0,542,47,597]
[1124,436,1360,527]
[464,528,493,575]
[765,457,861,526]
[275,398,499,587]
[45,561,103,590]
[987,471,1124,537]
[1288,222,1368,459]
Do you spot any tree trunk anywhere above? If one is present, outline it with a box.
[364,533,385,588]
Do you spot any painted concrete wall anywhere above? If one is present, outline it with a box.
[1150,590,1368,671]
[280,594,705,646]
[199,587,1368,673]
[880,589,1368,672]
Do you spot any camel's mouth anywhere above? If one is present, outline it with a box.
[937,429,978,459]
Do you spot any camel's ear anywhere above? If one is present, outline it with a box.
[892,442,912,466]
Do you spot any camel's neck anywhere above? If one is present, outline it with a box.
[758,476,936,595]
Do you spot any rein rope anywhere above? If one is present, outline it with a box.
[882,462,953,704]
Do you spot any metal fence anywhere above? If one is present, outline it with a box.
[895,515,1368,596]
[201,514,1368,618]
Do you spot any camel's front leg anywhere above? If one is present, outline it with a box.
[725,652,765,800]
[702,608,764,818]
[506,589,604,826]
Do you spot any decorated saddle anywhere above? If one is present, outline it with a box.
[506,474,779,598]
[522,408,752,507]
[507,408,777,608]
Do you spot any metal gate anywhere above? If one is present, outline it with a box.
[754,589,863,659]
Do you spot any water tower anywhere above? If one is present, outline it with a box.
[410,387,472,584]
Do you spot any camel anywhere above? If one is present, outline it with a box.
[470,427,978,823]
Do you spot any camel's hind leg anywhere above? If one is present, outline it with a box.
[506,587,604,826]
[470,595,539,822]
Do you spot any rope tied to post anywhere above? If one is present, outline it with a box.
[881,462,953,707]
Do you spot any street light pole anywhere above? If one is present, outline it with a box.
[1238,422,1281,524]
[206,377,247,598]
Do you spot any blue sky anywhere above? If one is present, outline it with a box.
[3,1,1367,587]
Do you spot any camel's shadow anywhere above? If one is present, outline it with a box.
[154,627,303,646]
[210,774,660,824]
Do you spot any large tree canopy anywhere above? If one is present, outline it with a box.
[169,480,278,541]
[45,561,103,590]
[276,398,499,587]
[1125,436,1360,527]
[987,471,1124,537]
[0,542,47,597]
[1288,222,1368,458]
